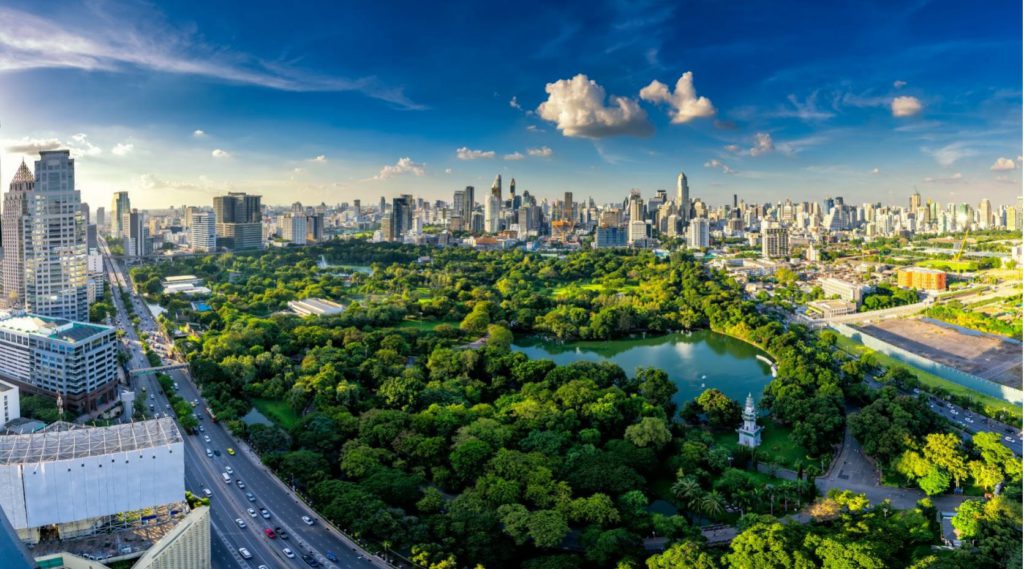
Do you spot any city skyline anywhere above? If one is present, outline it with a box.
[0,0,1021,209]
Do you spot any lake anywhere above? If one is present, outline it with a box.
[513,330,774,408]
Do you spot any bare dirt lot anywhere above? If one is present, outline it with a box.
[858,318,1023,389]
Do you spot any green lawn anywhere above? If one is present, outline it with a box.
[714,422,812,471]
[395,319,458,331]
[252,398,301,429]
[832,333,1021,420]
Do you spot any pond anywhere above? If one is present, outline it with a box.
[513,330,774,408]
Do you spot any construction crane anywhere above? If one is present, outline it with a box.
[952,227,970,262]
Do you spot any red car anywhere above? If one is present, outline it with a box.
[264,528,276,539]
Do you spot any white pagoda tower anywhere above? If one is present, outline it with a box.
[737,393,763,448]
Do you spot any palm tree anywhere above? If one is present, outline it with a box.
[699,491,725,520]
[671,475,702,505]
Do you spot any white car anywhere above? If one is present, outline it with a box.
[225,466,234,475]
[202,488,212,497]
[247,508,257,518]
[1006,436,1015,443]
[205,448,213,458]
[282,548,295,559]
[203,435,211,443]
[301,515,315,526]
[238,547,252,559]
[235,518,246,528]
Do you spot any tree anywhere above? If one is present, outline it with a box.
[527,510,570,549]
[646,541,719,569]
[951,499,985,539]
[725,521,815,569]
[922,433,969,488]
[624,417,672,449]
[695,389,742,430]
[637,367,677,410]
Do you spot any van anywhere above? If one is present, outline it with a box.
[222,472,232,484]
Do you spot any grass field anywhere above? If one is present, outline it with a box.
[714,423,811,471]
[252,398,301,429]
[832,333,1021,420]
[550,282,638,298]
[395,319,459,331]
[917,259,977,272]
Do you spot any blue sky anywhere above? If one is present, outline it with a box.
[0,0,1020,209]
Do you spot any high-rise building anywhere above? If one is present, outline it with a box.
[131,506,211,569]
[213,192,262,250]
[761,224,789,259]
[281,213,308,245]
[978,199,992,229]
[563,191,574,223]
[2,161,34,308]
[909,191,921,213]
[390,195,413,241]
[688,217,710,249]
[484,193,500,233]
[463,186,475,232]
[126,209,149,257]
[491,174,502,199]
[25,151,89,321]
[110,191,130,238]
[305,213,324,243]
[95,206,105,228]
[190,211,216,252]
[676,171,690,223]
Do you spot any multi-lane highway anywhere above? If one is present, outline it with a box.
[99,238,389,569]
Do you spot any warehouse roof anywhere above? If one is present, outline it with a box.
[0,418,181,465]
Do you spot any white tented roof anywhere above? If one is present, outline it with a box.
[0,418,181,465]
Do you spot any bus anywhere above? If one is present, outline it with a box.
[206,407,218,423]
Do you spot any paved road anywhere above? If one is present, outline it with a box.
[100,238,388,569]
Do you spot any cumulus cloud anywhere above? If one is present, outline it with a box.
[192,129,206,138]
[5,137,63,153]
[509,96,522,110]
[211,148,230,158]
[456,147,496,160]
[504,152,525,161]
[536,74,652,138]
[704,159,735,174]
[893,80,907,89]
[527,146,553,158]
[891,96,923,117]
[310,154,327,163]
[639,71,715,124]
[871,167,880,175]
[749,132,774,156]
[111,143,134,156]
[69,133,101,156]
[374,157,425,180]
[990,157,1016,171]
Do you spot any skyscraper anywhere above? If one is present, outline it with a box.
[484,193,500,233]
[2,161,34,307]
[126,209,149,257]
[761,223,790,259]
[688,217,710,249]
[491,174,502,199]
[563,191,574,223]
[676,171,690,223]
[110,191,130,238]
[213,192,262,250]
[190,211,216,252]
[25,150,89,321]
[462,186,475,233]
[909,191,921,213]
[391,194,413,241]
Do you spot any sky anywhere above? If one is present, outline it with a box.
[0,0,1020,209]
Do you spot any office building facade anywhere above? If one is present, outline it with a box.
[213,192,262,250]
[190,211,216,252]
[2,161,34,308]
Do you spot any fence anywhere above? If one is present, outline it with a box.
[830,323,1023,404]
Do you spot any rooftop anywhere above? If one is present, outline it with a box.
[0,418,181,465]
[0,312,112,344]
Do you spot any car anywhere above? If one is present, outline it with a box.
[236,479,246,489]
[213,450,221,456]
[260,508,271,519]
[203,435,211,443]
[258,566,270,569]
[235,518,246,528]
[1006,436,1015,442]
[965,417,974,424]
[282,548,295,559]
[326,551,338,562]
[197,425,204,432]
[247,508,257,518]
[205,448,213,458]
[225,466,234,475]
[264,528,276,539]
[202,488,212,497]
[245,491,256,502]
[275,526,288,539]
[227,447,236,455]
[301,515,315,526]
[302,554,320,567]
[238,547,252,559]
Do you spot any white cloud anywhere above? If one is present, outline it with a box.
[444,168,453,174]
[923,172,964,184]
[374,157,425,180]
[310,154,327,163]
[456,147,496,160]
[509,96,522,110]
[723,144,741,153]
[893,80,907,89]
[639,71,715,124]
[192,129,206,138]
[211,148,230,158]
[704,159,735,174]
[0,5,423,109]
[527,146,553,158]
[68,133,101,156]
[536,74,652,138]
[927,142,975,167]
[525,125,544,133]
[871,167,880,175]
[891,96,923,117]
[749,132,774,156]
[5,137,63,154]
[776,135,828,156]
[111,142,134,156]
[504,152,525,161]
[990,157,1016,171]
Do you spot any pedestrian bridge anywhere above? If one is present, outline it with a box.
[129,363,190,376]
